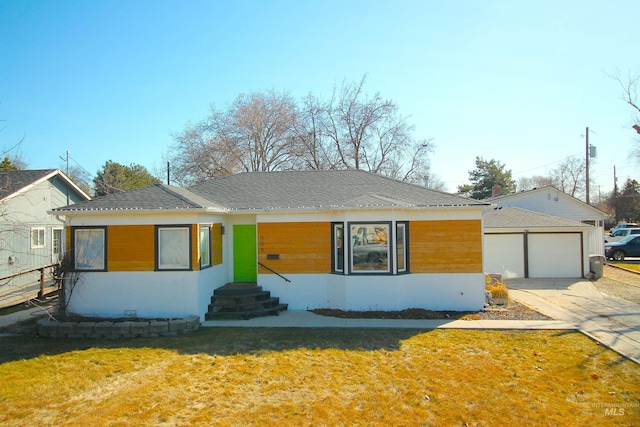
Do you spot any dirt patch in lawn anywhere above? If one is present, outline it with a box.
[312,300,551,321]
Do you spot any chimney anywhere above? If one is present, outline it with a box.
[492,185,501,197]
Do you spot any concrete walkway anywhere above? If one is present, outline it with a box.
[0,304,55,336]
[507,278,640,365]
[202,311,574,330]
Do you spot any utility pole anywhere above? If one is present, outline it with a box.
[167,162,170,185]
[585,127,590,205]
[613,165,619,223]
[59,150,70,205]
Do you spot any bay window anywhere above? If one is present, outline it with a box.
[332,221,408,275]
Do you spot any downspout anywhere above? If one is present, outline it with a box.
[523,230,529,278]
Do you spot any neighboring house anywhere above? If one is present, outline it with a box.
[487,186,607,253]
[53,170,490,320]
[484,206,592,278]
[0,169,91,290]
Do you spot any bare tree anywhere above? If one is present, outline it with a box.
[170,90,298,185]
[612,70,640,162]
[170,115,243,186]
[290,93,341,170]
[549,156,586,199]
[230,90,298,172]
[169,78,434,185]
[317,75,433,181]
[517,175,554,191]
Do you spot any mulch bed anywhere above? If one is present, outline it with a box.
[312,301,552,321]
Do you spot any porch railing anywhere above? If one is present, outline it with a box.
[258,262,291,283]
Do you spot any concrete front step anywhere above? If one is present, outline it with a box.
[205,304,288,320]
[205,282,287,320]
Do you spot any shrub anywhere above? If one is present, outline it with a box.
[486,282,509,302]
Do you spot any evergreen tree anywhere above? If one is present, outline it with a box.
[93,160,159,196]
[457,156,516,199]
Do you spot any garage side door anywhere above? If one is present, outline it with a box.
[484,234,525,279]
[528,233,582,278]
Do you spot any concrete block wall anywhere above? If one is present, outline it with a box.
[37,315,200,338]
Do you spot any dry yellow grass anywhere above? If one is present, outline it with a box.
[1,328,639,426]
[486,282,509,300]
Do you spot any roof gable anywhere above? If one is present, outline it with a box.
[0,169,90,202]
[486,186,606,219]
[484,206,590,229]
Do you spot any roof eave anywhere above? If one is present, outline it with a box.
[51,207,226,216]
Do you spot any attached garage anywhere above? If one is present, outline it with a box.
[484,207,590,279]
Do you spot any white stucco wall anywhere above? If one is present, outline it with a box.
[65,264,228,321]
[258,272,485,312]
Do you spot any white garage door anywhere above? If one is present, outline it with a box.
[484,234,525,279]
[528,233,582,278]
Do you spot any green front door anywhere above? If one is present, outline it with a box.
[233,224,257,282]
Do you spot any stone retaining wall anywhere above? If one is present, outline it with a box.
[37,315,200,339]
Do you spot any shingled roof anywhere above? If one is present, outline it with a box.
[0,169,90,202]
[56,170,489,213]
[484,206,590,229]
[0,169,56,200]
[54,183,224,212]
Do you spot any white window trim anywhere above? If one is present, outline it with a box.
[349,222,391,274]
[30,227,46,249]
[156,225,192,271]
[199,225,211,269]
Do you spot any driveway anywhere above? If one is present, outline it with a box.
[507,277,640,364]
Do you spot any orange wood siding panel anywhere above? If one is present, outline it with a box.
[409,220,482,273]
[211,223,223,266]
[191,225,198,271]
[258,222,331,274]
[107,225,155,271]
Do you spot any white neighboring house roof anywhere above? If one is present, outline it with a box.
[484,206,591,233]
[0,169,91,203]
[485,185,607,220]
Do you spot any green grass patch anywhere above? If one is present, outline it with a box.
[616,263,640,273]
[1,328,639,426]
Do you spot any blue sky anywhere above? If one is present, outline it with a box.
[1,0,638,196]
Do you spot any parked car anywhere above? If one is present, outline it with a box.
[605,227,640,243]
[609,222,639,235]
[605,234,640,261]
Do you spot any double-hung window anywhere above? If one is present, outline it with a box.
[199,225,211,269]
[396,222,409,273]
[156,225,192,270]
[30,227,46,249]
[333,223,344,272]
[73,227,106,271]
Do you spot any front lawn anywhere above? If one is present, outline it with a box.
[1,328,639,426]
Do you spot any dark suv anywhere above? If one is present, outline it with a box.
[605,235,640,261]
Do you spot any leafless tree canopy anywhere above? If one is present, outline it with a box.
[612,71,640,162]
[169,76,434,186]
[517,175,554,192]
[550,157,587,199]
